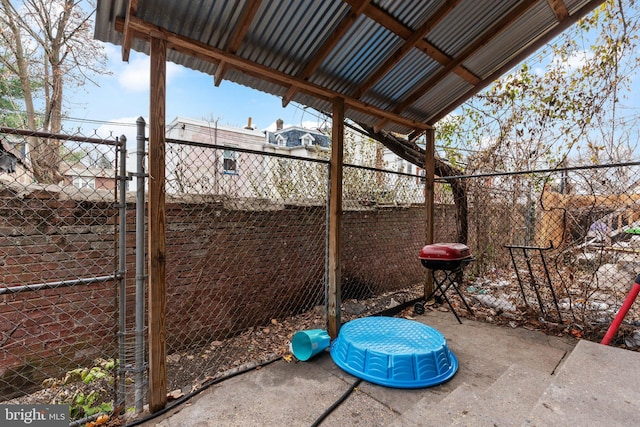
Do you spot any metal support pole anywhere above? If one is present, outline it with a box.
[117,135,127,410]
[135,117,147,413]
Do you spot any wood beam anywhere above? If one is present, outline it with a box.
[121,0,138,62]
[547,0,569,20]
[115,16,432,131]
[282,0,371,107]
[353,0,460,99]
[415,40,480,85]
[147,36,167,413]
[215,0,263,87]
[427,0,604,124]
[374,0,538,130]
[328,97,345,339]
[346,0,480,86]
[228,1,262,53]
[424,128,435,298]
[408,129,425,143]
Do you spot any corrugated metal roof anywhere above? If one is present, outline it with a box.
[94,0,605,133]
[374,0,448,30]
[465,2,557,79]
[428,0,522,57]
[364,48,441,110]
[312,16,402,95]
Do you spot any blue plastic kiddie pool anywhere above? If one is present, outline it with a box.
[330,316,458,388]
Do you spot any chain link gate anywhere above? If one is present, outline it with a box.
[0,125,127,423]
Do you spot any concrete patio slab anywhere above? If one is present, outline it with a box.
[134,311,639,427]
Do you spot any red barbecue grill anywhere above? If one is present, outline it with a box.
[416,243,475,323]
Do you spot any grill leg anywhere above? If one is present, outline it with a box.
[427,271,464,324]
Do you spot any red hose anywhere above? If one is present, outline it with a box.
[601,274,640,346]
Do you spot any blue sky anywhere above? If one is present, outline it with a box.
[66,43,324,142]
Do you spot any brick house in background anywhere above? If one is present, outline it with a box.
[264,118,330,156]
[163,116,425,203]
[60,164,116,191]
[164,117,331,198]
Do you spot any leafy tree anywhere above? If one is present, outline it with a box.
[446,0,640,175]
[359,1,640,244]
[0,0,108,183]
[0,79,24,127]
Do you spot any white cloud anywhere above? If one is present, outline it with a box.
[533,66,545,76]
[118,56,185,91]
[552,49,594,70]
[103,47,185,92]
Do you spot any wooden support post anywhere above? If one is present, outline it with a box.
[424,128,435,298]
[148,36,167,413]
[328,98,344,339]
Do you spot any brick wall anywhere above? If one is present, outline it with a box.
[0,185,118,399]
[0,185,457,396]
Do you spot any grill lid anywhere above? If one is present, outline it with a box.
[419,243,471,261]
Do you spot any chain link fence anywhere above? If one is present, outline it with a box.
[161,137,439,396]
[445,163,640,347]
[3,116,640,424]
[0,124,124,422]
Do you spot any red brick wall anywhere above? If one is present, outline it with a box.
[0,185,118,399]
[0,186,457,395]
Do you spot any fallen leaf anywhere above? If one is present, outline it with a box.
[167,389,184,401]
[570,329,584,338]
[95,414,109,425]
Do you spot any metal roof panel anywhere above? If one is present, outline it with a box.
[237,0,349,75]
[373,0,450,30]
[310,15,403,96]
[362,49,442,111]
[94,0,606,133]
[409,74,474,123]
[427,0,522,57]
[464,1,557,78]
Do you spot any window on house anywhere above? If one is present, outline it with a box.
[223,148,238,174]
[301,134,314,147]
[276,135,287,147]
[417,169,426,184]
[73,176,96,189]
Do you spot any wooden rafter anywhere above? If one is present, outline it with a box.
[547,0,569,20]
[374,0,539,131]
[282,0,371,107]
[352,0,461,100]
[114,16,432,131]
[350,0,481,86]
[214,0,262,86]
[121,0,138,62]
